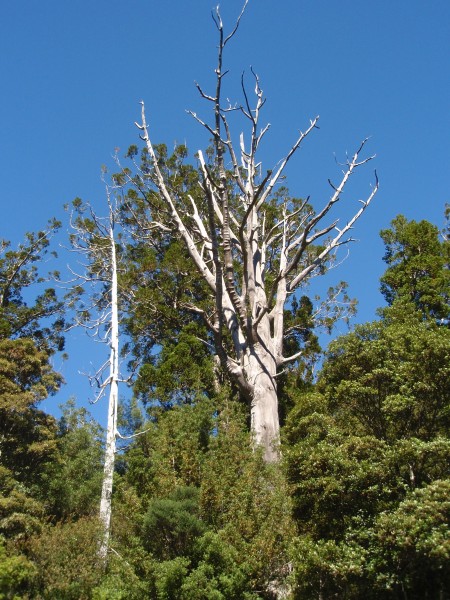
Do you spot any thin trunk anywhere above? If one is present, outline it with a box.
[98,220,119,561]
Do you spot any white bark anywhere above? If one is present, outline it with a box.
[245,342,279,462]
[131,4,378,461]
[69,195,123,560]
[98,211,119,561]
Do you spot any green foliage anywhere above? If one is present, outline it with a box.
[119,151,214,367]
[0,222,65,353]
[0,337,61,549]
[284,405,394,540]
[289,535,368,599]
[0,536,36,600]
[143,487,206,561]
[380,214,449,322]
[95,482,156,598]
[43,400,104,520]
[289,479,450,599]
[179,531,256,600]
[112,393,294,598]
[27,517,104,599]
[319,319,450,442]
[154,557,190,600]
[0,467,46,542]
[285,386,450,598]
[92,571,152,600]
[0,226,65,552]
[125,398,215,500]
[198,400,294,595]
[285,213,450,598]
[0,338,61,485]
[369,479,450,596]
[134,323,215,409]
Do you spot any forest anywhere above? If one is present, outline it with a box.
[1,5,449,600]
[2,199,449,600]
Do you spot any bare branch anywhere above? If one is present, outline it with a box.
[288,171,379,290]
[220,113,247,194]
[115,428,152,440]
[223,0,249,47]
[187,110,217,139]
[257,117,319,209]
[194,81,215,102]
[197,151,241,237]
[283,140,376,282]
[278,348,304,366]
[138,101,217,293]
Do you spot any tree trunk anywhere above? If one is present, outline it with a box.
[245,342,279,463]
[98,379,117,560]
[98,218,119,561]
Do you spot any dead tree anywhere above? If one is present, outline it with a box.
[132,3,378,461]
[69,192,122,560]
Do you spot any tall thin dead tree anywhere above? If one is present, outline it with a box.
[131,3,378,461]
[98,199,119,560]
[69,192,122,559]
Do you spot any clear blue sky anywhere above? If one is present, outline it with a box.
[1,1,449,423]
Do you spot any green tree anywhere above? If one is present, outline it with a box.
[43,400,104,520]
[0,220,65,352]
[320,318,450,443]
[284,214,450,599]
[369,479,450,598]
[109,388,294,598]
[0,227,69,596]
[0,225,65,494]
[0,536,37,600]
[0,337,62,557]
[143,487,206,562]
[27,517,104,600]
[380,214,449,323]
[0,338,61,487]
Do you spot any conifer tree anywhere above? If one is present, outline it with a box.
[284,213,450,599]
[380,214,449,323]
[0,225,65,593]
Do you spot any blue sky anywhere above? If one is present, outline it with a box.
[1,1,449,423]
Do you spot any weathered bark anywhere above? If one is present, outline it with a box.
[245,343,279,462]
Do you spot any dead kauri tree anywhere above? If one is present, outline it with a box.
[130,3,378,461]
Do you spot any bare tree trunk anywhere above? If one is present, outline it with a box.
[69,195,129,559]
[98,214,119,561]
[245,343,279,462]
